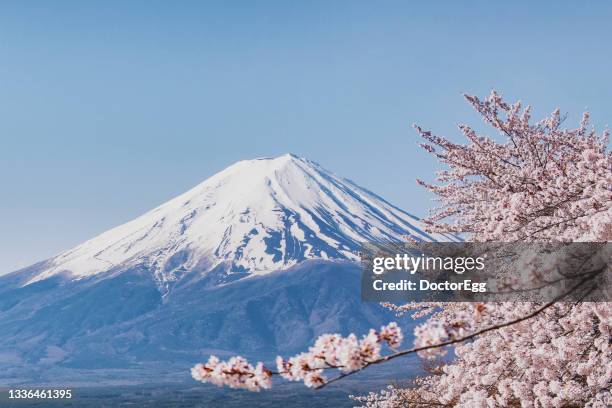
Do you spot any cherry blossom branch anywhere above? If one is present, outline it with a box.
[316,272,597,389]
[191,270,601,392]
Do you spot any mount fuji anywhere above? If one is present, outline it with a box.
[0,154,450,385]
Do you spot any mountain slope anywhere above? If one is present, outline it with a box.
[0,261,410,385]
[0,154,449,384]
[23,154,450,292]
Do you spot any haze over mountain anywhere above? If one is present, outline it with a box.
[0,154,449,385]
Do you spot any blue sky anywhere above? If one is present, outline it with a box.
[1,1,611,274]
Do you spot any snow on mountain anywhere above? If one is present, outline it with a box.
[25,154,450,289]
[1,154,449,379]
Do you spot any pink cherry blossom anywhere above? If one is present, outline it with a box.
[191,322,403,389]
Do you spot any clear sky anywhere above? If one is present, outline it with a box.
[1,1,611,274]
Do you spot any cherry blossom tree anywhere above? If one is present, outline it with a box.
[191,92,611,407]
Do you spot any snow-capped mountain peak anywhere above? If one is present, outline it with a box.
[26,154,448,288]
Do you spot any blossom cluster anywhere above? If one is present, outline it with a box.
[191,355,272,391]
[415,90,611,242]
[357,302,612,407]
[191,322,403,390]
